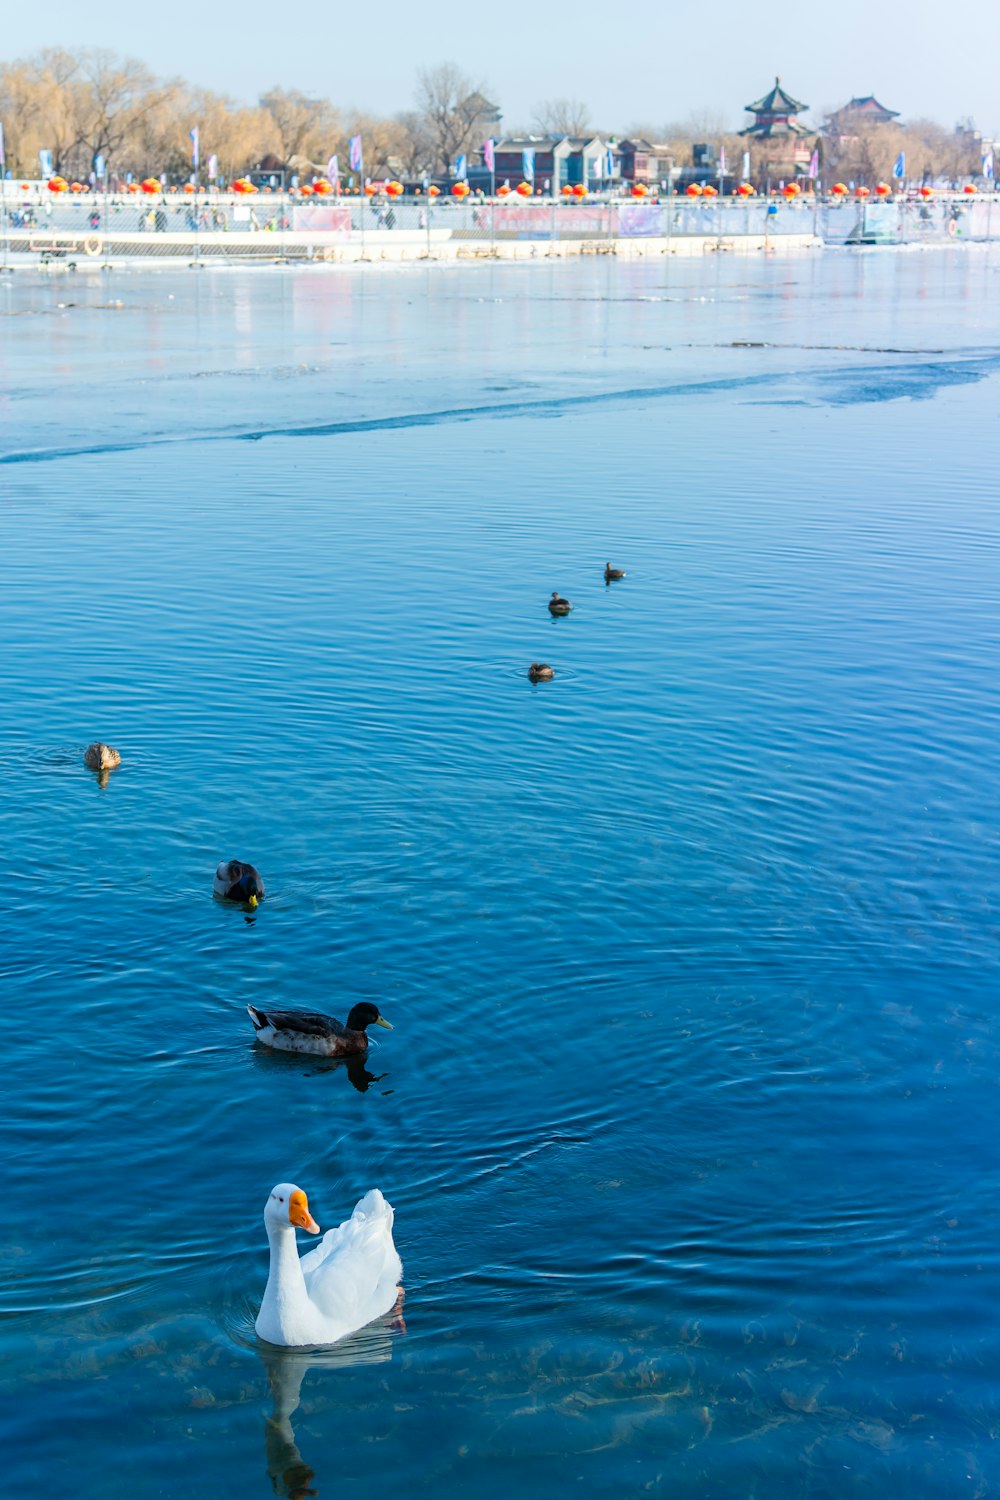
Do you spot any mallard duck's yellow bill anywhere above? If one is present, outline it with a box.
[247,894,258,909]
[288,1190,320,1234]
[375,1016,393,1029]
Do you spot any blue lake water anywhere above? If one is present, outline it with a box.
[2,248,1000,1498]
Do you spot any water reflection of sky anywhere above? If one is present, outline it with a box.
[1,251,1000,1498]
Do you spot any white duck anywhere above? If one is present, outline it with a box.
[256,1183,402,1348]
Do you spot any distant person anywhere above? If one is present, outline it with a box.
[154,206,167,232]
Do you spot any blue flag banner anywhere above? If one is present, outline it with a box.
[207,154,218,181]
[327,154,339,181]
[94,153,105,179]
[605,147,614,178]
[522,148,535,182]
[190,126,199,168]
[455,153,467,180]
[983,150,995,180]
[349,135,363,173]
[892,151,905,179]
[39,148,53,176]
[483,139,495,173]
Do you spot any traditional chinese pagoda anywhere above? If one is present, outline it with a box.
[828,96,900,132]
[740,77,812,141]
[739,77,815,188]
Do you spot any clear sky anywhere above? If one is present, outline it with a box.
[5,0,999,135]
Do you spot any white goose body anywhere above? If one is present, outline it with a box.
[256,1183,402,1348]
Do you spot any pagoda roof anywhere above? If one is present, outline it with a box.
[739,116,812,139]
[832,95,900,120]
[744,76,808,115]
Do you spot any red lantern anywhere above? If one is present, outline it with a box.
[703,184,719,198]
[855,186,870,199]
[140,177,161,194]
[47,176,69,193]
[560,184,574,196]
[831,182,848,196]
[428,184,441,197]
[516,181,533,196]
[300,184,313,196]
[364,182,377,195]
[685,183,702,197]
[571,182,587,198]
[736,182,754,198]
[631,182,648,198]
[385,180,404,198]
[918,185,933,199]
[496,184,510,197]
[451,181,470,198]
[313,179,333,195]
[782,182,799,198]
[875,182,891,197]
[963,184,977,195]
[126,182,140,194]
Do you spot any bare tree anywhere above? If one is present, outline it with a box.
[531,98,591,137]
[260,87,339,163]
[391,110,436,179]
[75,51,175,176]
[415,62,499,173]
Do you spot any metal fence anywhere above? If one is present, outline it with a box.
[1,186,997,266]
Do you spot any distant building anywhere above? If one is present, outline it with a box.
[740,77,816,187]
[827,95,900,132]
[739,78,811,142]
[484,136,616,197]
[617,139,652,183]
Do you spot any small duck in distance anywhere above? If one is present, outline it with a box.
[548,591,572,616]
[215,859,265,908]
[84,742,121,771]
[604,562,627,582]
[248,1001,393,1058]
[528,662,554,682]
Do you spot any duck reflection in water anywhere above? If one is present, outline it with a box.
[249,1044,387,1095]
[259,1302,405,1499]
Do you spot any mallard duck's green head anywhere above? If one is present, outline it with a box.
[234,871,264,907]
[346,1002,393,1033]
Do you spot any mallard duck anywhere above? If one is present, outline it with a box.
[548,591,572,616]
[247,1001,392,1058]
[604,562,626,582]
[256,1183,402,1347]
[215,859,265,907]
[528,662,554,681]
[83,742,121,771]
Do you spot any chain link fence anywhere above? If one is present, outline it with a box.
[1,186,997,266]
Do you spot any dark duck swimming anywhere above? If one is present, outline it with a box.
[548,591,572,616]
[214,859,265,908]
[247,1001,393,1058]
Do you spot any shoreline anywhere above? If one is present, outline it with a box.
[1,230,823,269]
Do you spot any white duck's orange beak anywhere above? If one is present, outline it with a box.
[288,1189,320,1234]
